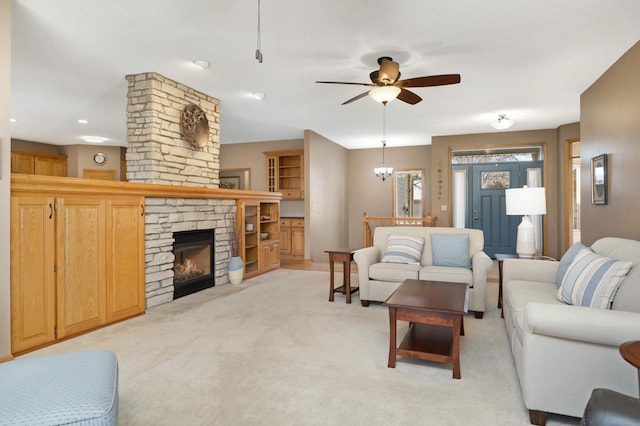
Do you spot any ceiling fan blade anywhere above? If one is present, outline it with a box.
[316,80,374,87]
[341,91,370,105]
[398,74,461,88]
[379,58,400,84]
[397,88,422,105]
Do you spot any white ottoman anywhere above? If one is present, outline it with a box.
[0,350,119,425]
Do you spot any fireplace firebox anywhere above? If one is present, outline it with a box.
[172,229,215,299]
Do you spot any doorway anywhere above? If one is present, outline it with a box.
[565,139,581,248]
[451,146,545,258]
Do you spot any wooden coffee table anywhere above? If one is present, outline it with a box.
[384,279,468,379]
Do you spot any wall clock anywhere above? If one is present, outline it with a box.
[93,152,107,166]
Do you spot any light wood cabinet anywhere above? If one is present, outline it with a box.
[12,150,67,177]
[260,240,280,272]
[280,218,304,259]
[10,192,145,354]
[264,150,304,199]
[10,195,57,354]
[237,199,280,278]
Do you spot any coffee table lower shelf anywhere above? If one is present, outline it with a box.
[396,323,456,365]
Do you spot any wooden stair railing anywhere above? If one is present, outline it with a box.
[362,212,437,247]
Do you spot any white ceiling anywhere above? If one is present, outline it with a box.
[9,0,640,150]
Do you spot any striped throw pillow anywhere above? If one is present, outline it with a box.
[381,234,425,264]
[556,248,633,309]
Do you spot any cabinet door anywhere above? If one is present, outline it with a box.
[56,197,107,338]
[34,157,52,176]
[11,152,35,174]
[291,227,304,256]
[10,195,56,353]
[260,241,280,272]
[106,197,146,322]
[51,158,67,177]
[279,219,291,254]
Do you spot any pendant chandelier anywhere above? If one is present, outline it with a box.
[374,101,393,181]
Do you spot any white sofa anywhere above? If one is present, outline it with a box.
[353,226,493,318]
[502,237,640,425]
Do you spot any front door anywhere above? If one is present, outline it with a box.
[471,164,522,258]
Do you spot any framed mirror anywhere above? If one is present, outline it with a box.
[392,169,426,218]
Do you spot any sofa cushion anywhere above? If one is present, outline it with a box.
[430,233,471,268]
[419,265,472,286]
[370,262,420,282]
[557,249,633,309]
[504,279,561,344]
[556,242,593,286]
[380,234,424,264]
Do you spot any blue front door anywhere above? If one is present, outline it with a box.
[471,163,522,258]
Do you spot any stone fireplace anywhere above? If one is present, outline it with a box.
[125,72,236,308]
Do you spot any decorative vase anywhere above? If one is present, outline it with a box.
[228,256,244,285]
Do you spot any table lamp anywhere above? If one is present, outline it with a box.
[505,186,547,258]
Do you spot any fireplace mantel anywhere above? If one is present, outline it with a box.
[10,174,281,201]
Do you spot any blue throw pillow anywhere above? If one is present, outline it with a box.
[556,242,593,286]
[431,233,472,269]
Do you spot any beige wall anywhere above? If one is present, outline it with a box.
[1,0,11,359]
[305,130,349,262]
[347,146,431,248]
[12,138,65,155]
[61,145,123,179]
[580,40,640,244]
[431,129,564,259]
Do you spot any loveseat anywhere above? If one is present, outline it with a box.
[502,237,640,425]
[353,226,493,317]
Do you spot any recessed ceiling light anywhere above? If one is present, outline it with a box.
[78,119,89,124]
[192,59,210,70]
[251,92,265,100]
[82,136,107,143]
[9,118,16,123]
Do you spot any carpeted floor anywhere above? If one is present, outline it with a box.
[25,269,580,426]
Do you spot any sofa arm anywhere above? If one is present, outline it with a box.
[524,302,640,347]
[503,258,559,285]
[353,246,380,288]
[471,250,494,288]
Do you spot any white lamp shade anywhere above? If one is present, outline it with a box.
[505,187,546,215]
[369,86,401,103]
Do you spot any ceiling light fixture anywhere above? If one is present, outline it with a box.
[9,118,16,123]
[369,86,401,103]
[490,114,515,130]
[192,59,210,70]
[251,92,265,100]
[82,136,107,143]
[374,102,393,181]
[77,119,89,124]
[255,0,263,63]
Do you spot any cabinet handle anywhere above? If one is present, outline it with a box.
[49,203,53,219]
[140,204,145,216]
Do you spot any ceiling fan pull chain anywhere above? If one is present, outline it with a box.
[255,0,263,63]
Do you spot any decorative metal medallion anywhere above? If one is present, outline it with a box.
[180,104,210,149]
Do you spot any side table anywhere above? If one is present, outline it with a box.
[325,248,358,304]
[620,340,640,392]
[495,253,556,318]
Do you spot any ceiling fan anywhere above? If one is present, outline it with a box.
[316,56,461,105]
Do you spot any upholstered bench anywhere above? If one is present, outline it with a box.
[0,349,119,425]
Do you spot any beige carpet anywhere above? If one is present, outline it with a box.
[25,269,580,426]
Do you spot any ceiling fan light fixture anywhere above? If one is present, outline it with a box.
[369,86,401,103]
[490,114,515,130]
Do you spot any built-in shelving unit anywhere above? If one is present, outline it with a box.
[237,199,280,278]
[264,150,304,199]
